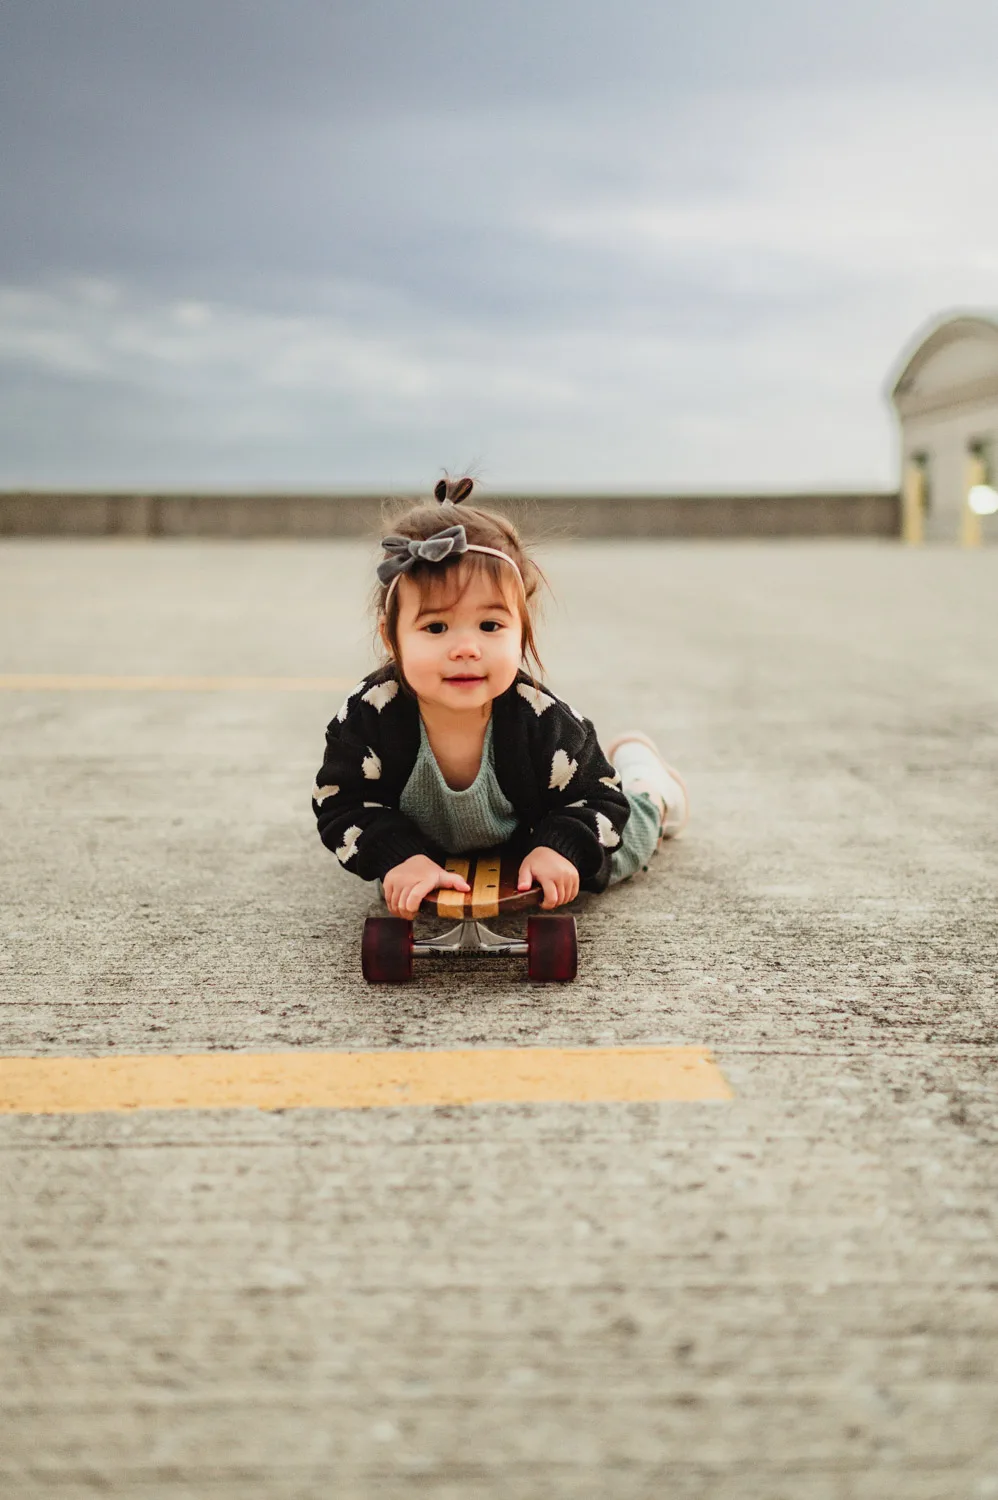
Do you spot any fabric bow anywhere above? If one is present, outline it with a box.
[377,525,468,585]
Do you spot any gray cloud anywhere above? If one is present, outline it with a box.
[3,1,998,488]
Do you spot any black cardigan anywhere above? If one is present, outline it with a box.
[311,666,631,892]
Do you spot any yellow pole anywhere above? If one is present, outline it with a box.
[961,452,985,548]
[901,460,924,545]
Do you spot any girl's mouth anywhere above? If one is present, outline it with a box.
[444,674,486,686]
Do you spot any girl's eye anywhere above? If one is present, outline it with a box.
[424,621,447,634]
[479,620,504,633]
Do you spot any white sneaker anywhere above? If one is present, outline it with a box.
[605,731,690,839]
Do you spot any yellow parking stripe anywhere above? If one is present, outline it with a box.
[0,1047,732,1114]
[0,674,354,691]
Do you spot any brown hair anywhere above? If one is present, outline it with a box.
[375,479,546,683]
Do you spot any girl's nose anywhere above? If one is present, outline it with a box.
[449,633,481,659]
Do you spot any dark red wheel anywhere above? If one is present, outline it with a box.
[362,917,414,983]
[527,914,578,982]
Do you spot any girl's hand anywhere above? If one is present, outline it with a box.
[383,855,471,917]
[517,846,580,910]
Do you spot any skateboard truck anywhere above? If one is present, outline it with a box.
[413,919,529,959]
[361,848,578,983]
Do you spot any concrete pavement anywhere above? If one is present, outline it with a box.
[1,537,997,1498]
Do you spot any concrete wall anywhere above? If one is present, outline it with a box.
[0,491,901,540]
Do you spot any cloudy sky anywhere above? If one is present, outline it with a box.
[4,0,998,492]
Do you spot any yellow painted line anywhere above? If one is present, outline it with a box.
[471,854,501,920]
[0,674,354,692]
[0,1047,732,1114]
[437,858,470,919]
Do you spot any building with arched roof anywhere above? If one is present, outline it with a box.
[888,311,998,544]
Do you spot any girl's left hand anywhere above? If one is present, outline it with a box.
[517,846,580,909]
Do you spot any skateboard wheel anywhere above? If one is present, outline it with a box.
[527,914,578,982]
[362,917,414,983]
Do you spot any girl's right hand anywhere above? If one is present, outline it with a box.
[382,855,471,917]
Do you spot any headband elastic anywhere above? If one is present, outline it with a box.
[378,524,524,607]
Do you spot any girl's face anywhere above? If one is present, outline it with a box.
[386,565,524,713]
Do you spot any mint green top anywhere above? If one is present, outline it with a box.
[399,715,519,854]
[397,712,660,885]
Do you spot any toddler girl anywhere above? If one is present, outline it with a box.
[312,478,687,915]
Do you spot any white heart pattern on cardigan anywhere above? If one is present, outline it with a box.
[336,682,367,723]
[549,748,578,791]
[517,682,555,716]
[595,811,621,848]
[362,680,399,713]
[336,825,363,864]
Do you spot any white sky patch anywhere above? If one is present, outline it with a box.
[0,283,433,398]
[533,88,998,284]
[0,280,579,409]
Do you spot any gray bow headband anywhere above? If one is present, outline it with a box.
[377,525,468,586]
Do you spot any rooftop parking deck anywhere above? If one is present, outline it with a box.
[2,537,997,1499]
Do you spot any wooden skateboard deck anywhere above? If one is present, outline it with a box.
[421,848,542,920]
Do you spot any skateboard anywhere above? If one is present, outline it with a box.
[361,847,578,984]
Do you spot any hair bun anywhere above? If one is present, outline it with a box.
[434,476,474,505]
